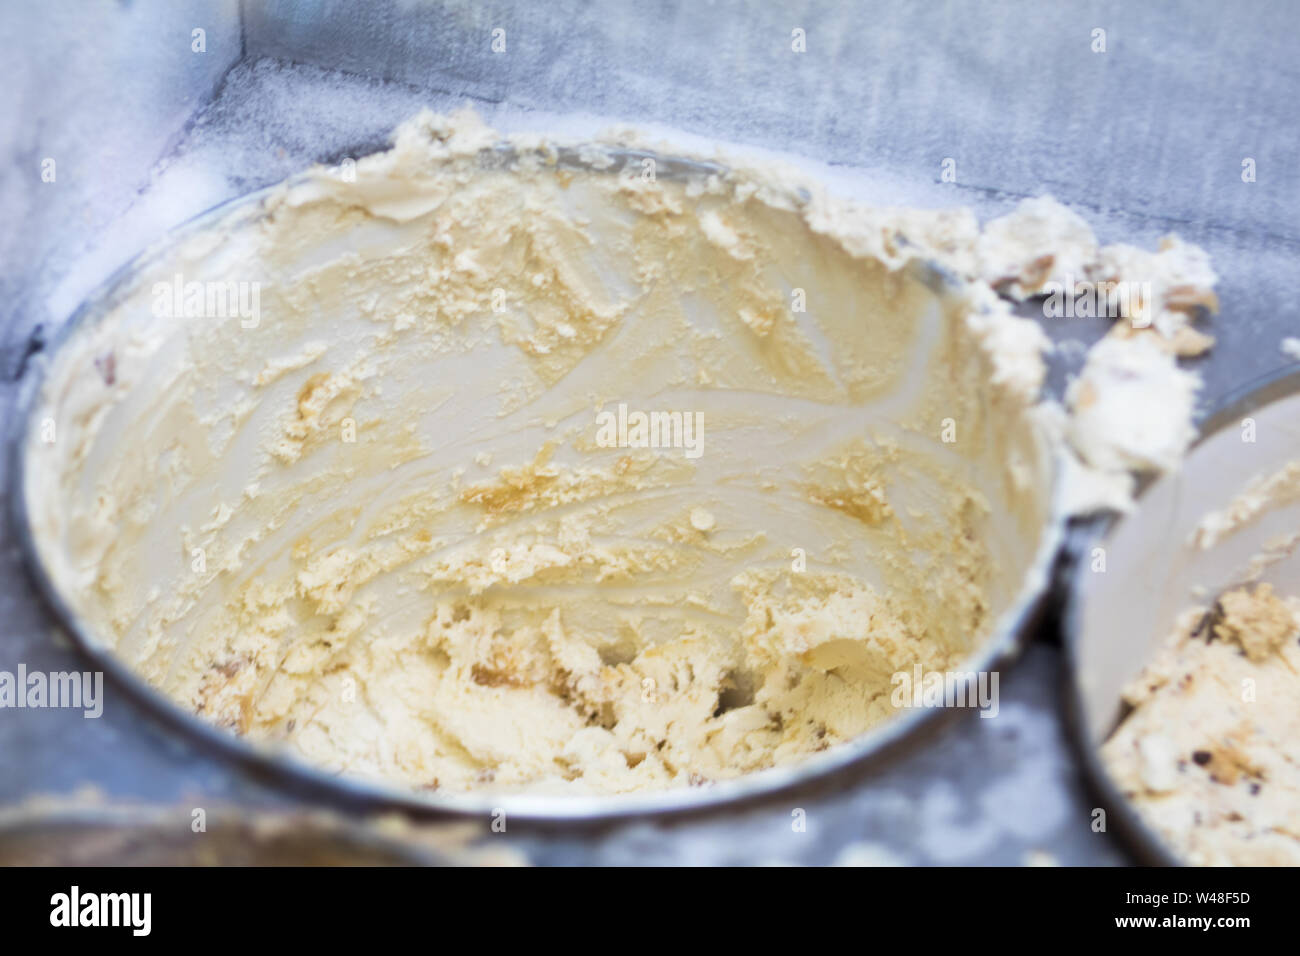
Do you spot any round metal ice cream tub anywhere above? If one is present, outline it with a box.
[11,115,1064,819]
[1066,367,1300,865]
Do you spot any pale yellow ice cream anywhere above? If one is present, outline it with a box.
[1102,584,1300,865]
[25,110,1174,798]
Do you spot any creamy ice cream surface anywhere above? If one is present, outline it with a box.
[1102,584,1300,865]
[24,109,1200,798]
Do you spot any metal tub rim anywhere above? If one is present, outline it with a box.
[1062,362,1300,866]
